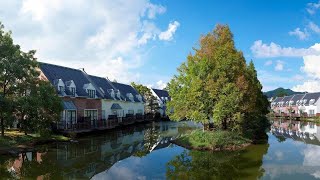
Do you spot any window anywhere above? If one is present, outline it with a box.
[84,110,98,120]
[128,110,134,114]
[310,122,315,129]
[137,109,143,114]
[102,110,106,119]
[59,86,64,92]
[112,110,118,115]
[88,89,95,98]
[71,87,76,97]
[116,91,121,99]
[66,110,76,124]
[309,110,315,116]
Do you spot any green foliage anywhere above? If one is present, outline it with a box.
[131,82,159,114]
[177,130,250,149]
[264,87,304,98]
[166,144,269,180]
[0,22,62,136]
[166,24,269,138]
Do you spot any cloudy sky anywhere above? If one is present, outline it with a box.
[1,0,320,91]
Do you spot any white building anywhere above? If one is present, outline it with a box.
[151,88,170,117]
[297,92,320,117]
[88,75,145,123]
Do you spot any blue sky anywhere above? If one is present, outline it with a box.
[1,0,320,91]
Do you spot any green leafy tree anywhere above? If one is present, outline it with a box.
[131,82,159,114]
[0,22,39,136]
[276,90,288,97]
[166,24,268,135]
[17,81,62,136]
[0,22,62,137]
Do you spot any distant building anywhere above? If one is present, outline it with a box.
[151,88,170,117]
[270,92,320,117]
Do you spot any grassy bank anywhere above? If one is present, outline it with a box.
[0,130,70,151]
[173,130,251,151]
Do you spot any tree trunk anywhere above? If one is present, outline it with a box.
[223,119,227,130]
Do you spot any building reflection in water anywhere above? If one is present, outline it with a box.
[2,121,199,179]
[270,119,320,145]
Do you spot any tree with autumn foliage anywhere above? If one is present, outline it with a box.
[166,25,269,139]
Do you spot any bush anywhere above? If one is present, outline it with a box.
[178,130,251,150]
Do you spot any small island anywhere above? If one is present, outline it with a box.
[166,25,270,151]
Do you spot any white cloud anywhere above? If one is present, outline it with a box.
[145,3,166,19]
[312,171,320,179]
[292,81,320,92]
[291,45,320,92]
[275,60,284,71]
[289,28,309,40]
[159,21,180,41]
[155,80,167,89]
[301,55,320,78]
[292,74,305,81]
[264,60,273,66]
[0,0,179,84]
[303,145,320,166]
[309,22,320,33]
[307,1,320,15]
[251,40,320,58]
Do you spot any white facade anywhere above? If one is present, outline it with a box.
[150,89,167,117]
[101,99,144,120]
[297,98,320,116]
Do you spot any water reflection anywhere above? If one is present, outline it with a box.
[270,119,320,145]
[4,119,320,179]
[263,119,320,179]
[166,144,269,180]
[1,121,199,179]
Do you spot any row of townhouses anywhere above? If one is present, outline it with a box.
[38,62,170,132]
[270,92,320,117]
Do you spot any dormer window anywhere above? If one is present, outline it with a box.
[88,89,95,98]
[127,93,134,102]
[310,99,315,105]
[303,99,307,105]
[59,86,64,93]
[116,90,121,99]
[112,91,115,98]
[136,94,142,102]
[71,87,76,97]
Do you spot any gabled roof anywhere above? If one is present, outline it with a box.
[291,94,305,104]
[152,89,170,100]
[272,97,284,103]
[88,75,116,100]
[39,62,102,98]
[302,92,320,104]
[281,95,294,103]
[111,82,145,103]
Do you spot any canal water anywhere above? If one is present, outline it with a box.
[1,120,320,180]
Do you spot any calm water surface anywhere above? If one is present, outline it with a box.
[1,120,320,180]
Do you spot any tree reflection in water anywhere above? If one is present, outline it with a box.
[166,144,269,180]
